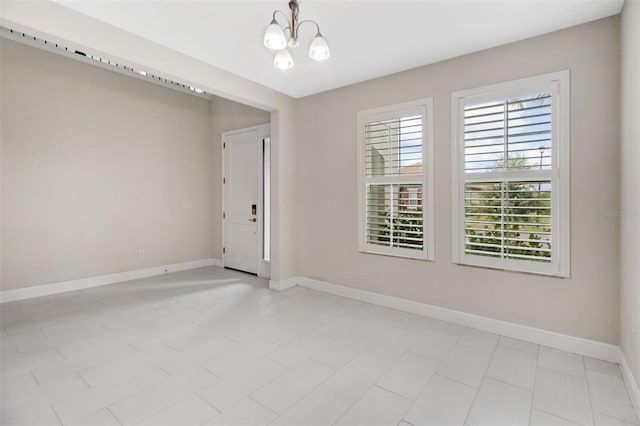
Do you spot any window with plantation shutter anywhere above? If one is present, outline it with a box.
[358,99,434,260]
[452,72,570,276]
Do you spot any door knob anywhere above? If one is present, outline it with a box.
[248,218,257,222]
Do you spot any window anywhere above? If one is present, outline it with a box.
[451,71,570,276]
[358,98,434,260]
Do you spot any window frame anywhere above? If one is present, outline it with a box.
[451,71,570,277]
[357,98,435,261]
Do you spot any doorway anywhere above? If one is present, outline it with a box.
[222,124,270,278]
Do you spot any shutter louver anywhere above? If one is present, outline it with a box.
[462,91,554,263]
[367,184,424,250]
[365,116,423,177]
[464,181,552,262]
[363,114,425,253]
[464,93,552,173]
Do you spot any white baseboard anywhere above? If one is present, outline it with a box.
[619,348,640,418]
[210,258,223,268]
[0,258,221,303]
[294,276,621,363]
[269,278,297,291]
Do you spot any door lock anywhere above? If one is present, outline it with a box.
[251,204,257,215]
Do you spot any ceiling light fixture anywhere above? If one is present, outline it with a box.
[263,0,330,70]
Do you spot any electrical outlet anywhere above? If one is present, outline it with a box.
[359,266,366,276]
[138,249,145,258]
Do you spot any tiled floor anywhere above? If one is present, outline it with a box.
[1,266,638,426]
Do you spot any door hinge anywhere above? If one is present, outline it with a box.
[223,247,226,254]
[223,177,226,184]
[223,142,226,149]
[223,212,225,219]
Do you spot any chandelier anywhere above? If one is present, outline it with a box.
[263,0,330,70]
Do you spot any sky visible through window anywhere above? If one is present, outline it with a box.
[464,93,552,173]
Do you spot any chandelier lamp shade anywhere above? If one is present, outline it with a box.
[263,0,330,70]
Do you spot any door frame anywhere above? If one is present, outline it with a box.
[221,123,271,279]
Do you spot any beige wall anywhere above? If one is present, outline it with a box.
[210,97,270,260]
[620,0,640,387]
[295,17,621,344]
[1,0,299,284]
[0,39,218,290]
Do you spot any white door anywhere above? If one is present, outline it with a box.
[224,128,260,274]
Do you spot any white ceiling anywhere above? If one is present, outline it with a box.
[54,0,623,98]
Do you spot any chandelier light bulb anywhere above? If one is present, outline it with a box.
[274,49,294,70]
[263,20,287,50]
[264,1,329,69]
[308,33,330,61]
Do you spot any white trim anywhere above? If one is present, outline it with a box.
[357,97,435,261]
[451,70,570,277]
[268,278,297,291]
[0,258,220,303]
[619,348,640,418]
[294,276,619,362]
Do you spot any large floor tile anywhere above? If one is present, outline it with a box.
[1,375,88,422]
[349,314,400,340]
[538,346,586,378]
[585,357,623,377]
[377,351,439,400]
[138,395,220,426]
[268,332,333,367]
[79,344,175,388]
[368,327,421,360]
[52,364,169,423]
[410,328,460,360]
[66,409,121,426]
[199,356,287,411]
[433,321,467,335]
[311,333,371,370]
[467,377,531,426]
[335,386,412,426]
[533,367,593,425]
[498,336,539,355]
[530,409,582,426]
[458,328,500,353]
[270,385,356,426]
[108,366,218,424]
[437,343,493,388]
[324,350,393,398]
[397,314,437,333]
[587,369,639,424]
[251,359,334,414]
[593,412,640,426]
[204,397,277,426]
[32,340,134,385]
[485,346,537,390]
[404,375,477,426]
[1,404,62,426]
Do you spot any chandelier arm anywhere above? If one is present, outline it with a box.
[296,19,322,36]
[272,9,292,30]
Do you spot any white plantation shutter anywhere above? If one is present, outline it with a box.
[452,72,570,276]
[464,93,552,173]
[366,183,424,250]
[358,99,434,260]
[464,180,552,262]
